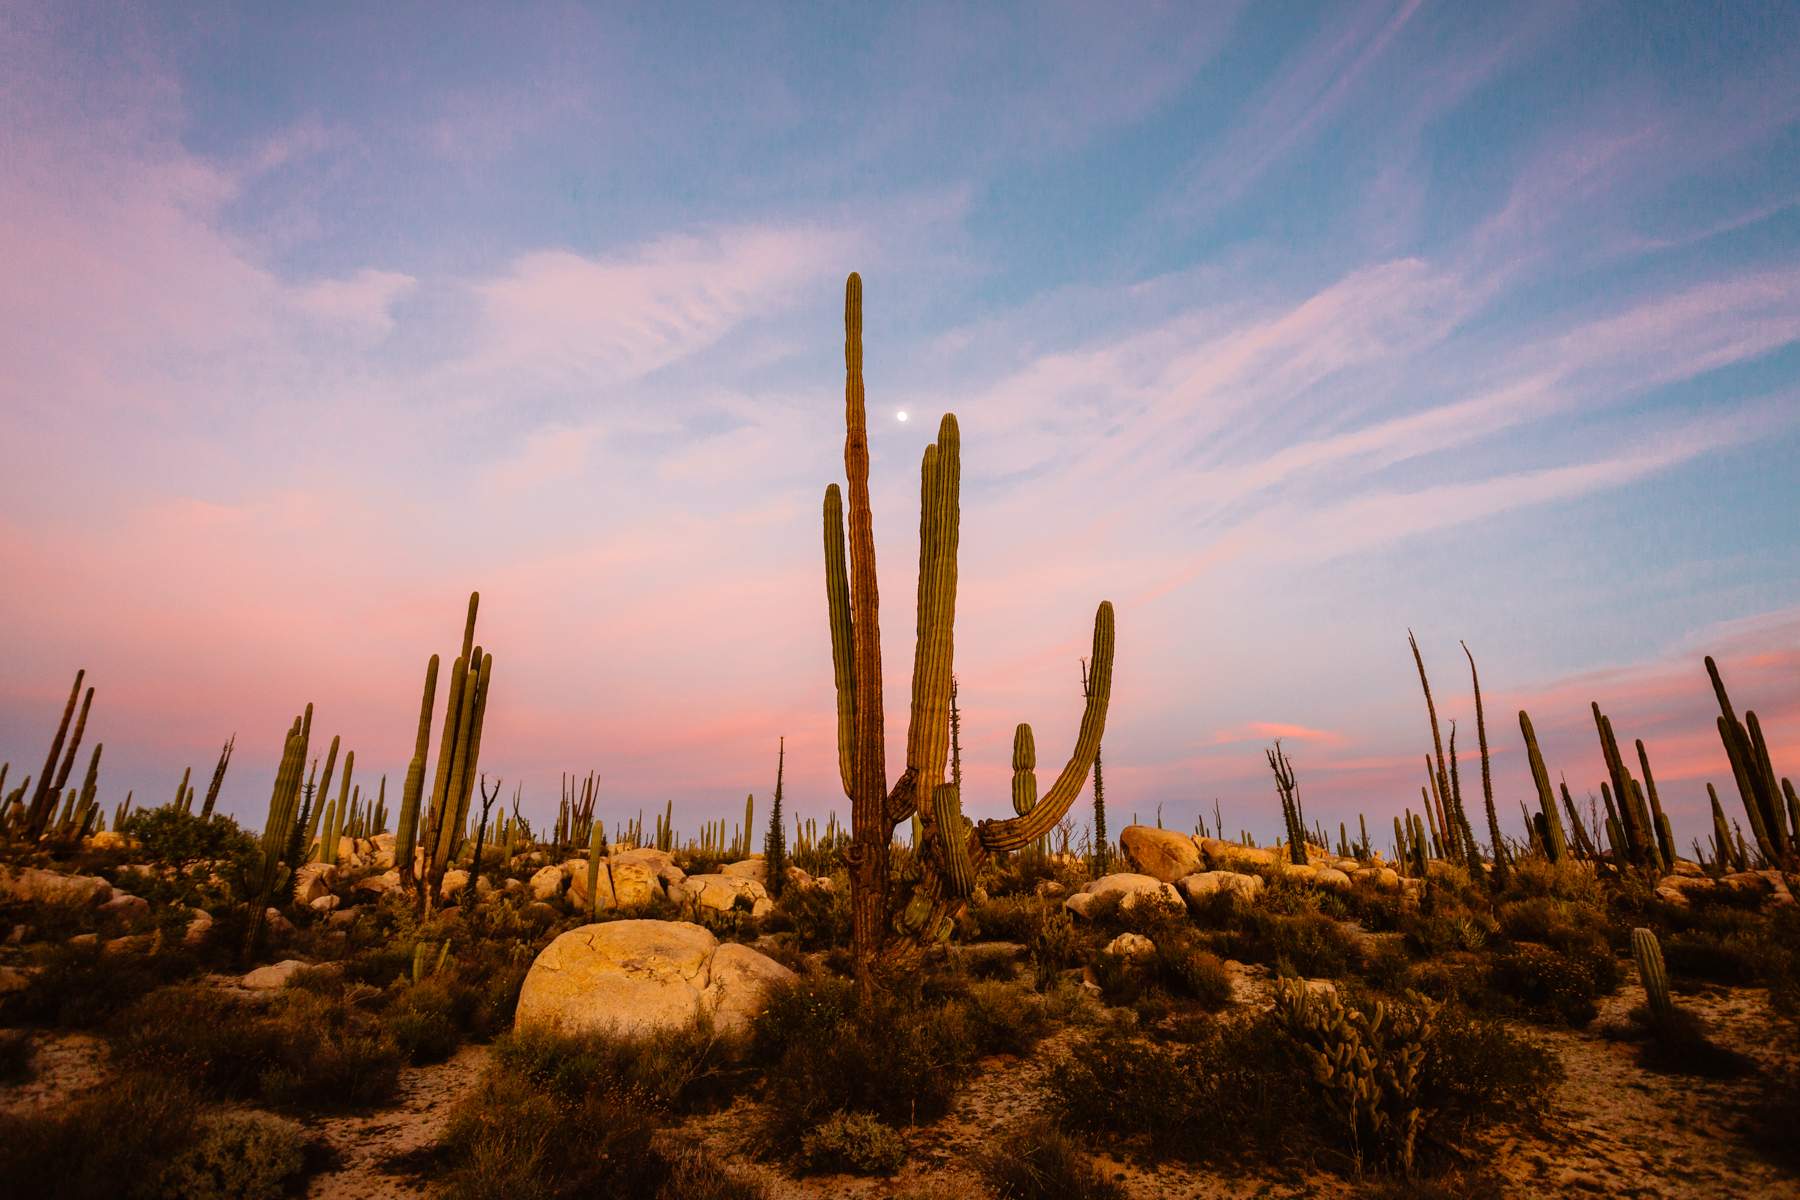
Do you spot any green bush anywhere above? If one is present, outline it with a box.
[154,1111,309,1200]
[1152,930,1233,1008]
[767,880,851,949]
[116,808,259,907]
[799,1111,908,1175]
[1030,905,1083,989]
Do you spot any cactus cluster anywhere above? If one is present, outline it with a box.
[246,704,314,957]
[1707,656,1794,867]
[390,592,494,910]
[1268,741,1306,866]
[1273,977,1438,1176]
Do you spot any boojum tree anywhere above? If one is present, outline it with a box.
[822,272,1114,996]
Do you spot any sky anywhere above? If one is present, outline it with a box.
[2,1,1798,853]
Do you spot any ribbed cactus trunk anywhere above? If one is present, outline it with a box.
[823,273,1113,993]
[200,735,234,820]
[1519,710,1568,863]
[1462,643,1507,887]
[1407,633,1457,868]
[26,671,90,840]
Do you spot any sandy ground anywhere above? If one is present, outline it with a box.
[304,1044,489,1200]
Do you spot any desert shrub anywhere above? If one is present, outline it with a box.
[969,894,1046,942]
[961,979,1051,1056]
[385,977,463,1064]
[1402,909,1494,956]
[119,808,257,878]
[110,982,403,1111]
[424,1026,765,1200]
[0,1070,201,1200]
[154,1111,309,1200]
[769,879,851,949]
[652,1145,769,1200]
[1414,1001,1558,1162]
[1151,928,1232,1008]
[497,1021,743,1115]
[1487,942,1602,1026]
[1503,857,1604,906]
[799,1111,908,1175]
[0,938,199,1028]
[1030,905,1083,989]
[978,1118,1124,1200]
[1049,1017,1316,1163]
[751,974,978,1154]
[1229,911,1356,978]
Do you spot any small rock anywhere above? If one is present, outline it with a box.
[1176,870,1264,906]
[292,863,339,906]
[530,865,567,902]
[241,959,308,990]
[183,908,214,947]
[309,894,341,913]
[99,892,150,918]
[439,869,470,900]
[1104,932,1156,961]
[263,907,295,939]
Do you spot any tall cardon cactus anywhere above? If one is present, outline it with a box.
[821,272,1114,991]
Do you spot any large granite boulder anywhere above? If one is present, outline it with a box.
[721,858,767,883]
[676,874,774,918]
[1194,838,1276,871]
[1065,872,1183,918]
[1175,870,1264,907]
[0,866,112,907]
[608,859,666,908]
[1119,825,1202,883]
[513,919,794,1039]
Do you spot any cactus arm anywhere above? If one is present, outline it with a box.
[933,784,975,898]
[978,602,1113,853]
[823,484,857,800]
[1011,723,1038,817]
[904,418,960,815]
[395,655,438,879]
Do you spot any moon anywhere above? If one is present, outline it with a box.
[896,410,909,422]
